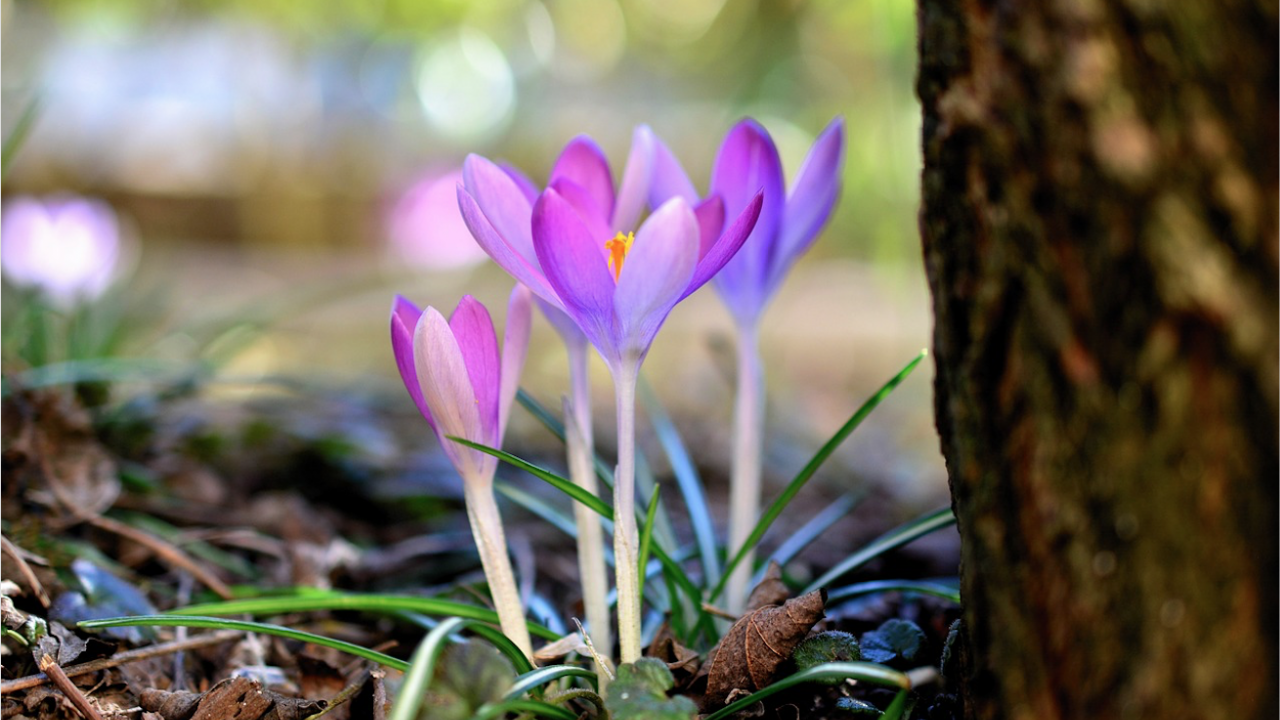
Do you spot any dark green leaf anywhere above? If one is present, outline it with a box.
[606,658,698,720]
[792,631,861,684]
[859,619,925,666]
[836,697,884,716]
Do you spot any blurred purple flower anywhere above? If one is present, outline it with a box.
[387,169,490,270]
[652,118,845,326]
[457,130,762,372]
[1,195,122,307]
[389,285,532,481]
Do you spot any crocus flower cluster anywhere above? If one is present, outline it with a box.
[1,195,123,308]
[390,116,842,667]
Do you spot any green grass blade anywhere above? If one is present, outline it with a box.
[752,493,861,587]
[637,485,661,613]
[78,615,408,672]
[804,506,957,593]
[826,579,961,606]
[516,389,614,486]
[464,622,537,675]
[882,689,910,720]
[505,665,597,700]
[711,350,928,603]
[389,617,468,720]
[496,482,580,539]
[702,661,911,720]
[638,377,722,586]
[453,438,611,517]
[169,592,560,641]
[496,482,616,567]
[474,699,577,720]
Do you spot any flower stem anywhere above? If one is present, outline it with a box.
[611,361,642,664]
[725,323,765,613]
[564,341,612,684]
[462,476,534,661]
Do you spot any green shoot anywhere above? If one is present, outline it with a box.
[804,506,956,592]
[78,615,408,672]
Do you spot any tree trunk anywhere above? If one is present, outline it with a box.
[916,2,1278,719]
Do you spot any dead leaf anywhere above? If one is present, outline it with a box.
[646,622,700,678]
[141,677,325,720]
[744,562,789,612]
[703,589,827,708]
[533,631,589,662]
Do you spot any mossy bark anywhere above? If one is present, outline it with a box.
[916,1,1278,718]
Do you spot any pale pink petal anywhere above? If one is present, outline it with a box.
[414,307,485,477]
[498,284,533,445]
[612,126,654,233]
[458,185,562,308]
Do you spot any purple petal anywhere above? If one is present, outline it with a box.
[710,119,785,320]
[458,185,561,308]
[647,130,699,207]
[549,136,615,228]
[447,295,501,443]
[414,306,485,477]
[549,177,613,249]
[613,197,699,357]
[612,126,654,233]
[532,189,619,359]
[498,284,532,445]
[768,117,845,293]
[462,155,538,263]
[682,191,762,302]
[693,195,725,260]
[500,162,541,204]
[390,296,434,429]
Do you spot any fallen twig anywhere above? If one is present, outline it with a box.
[86,515,235,600]
[2,630,243,694]
[39,653,106,720]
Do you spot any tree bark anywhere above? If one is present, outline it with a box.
[916,2,1278,719]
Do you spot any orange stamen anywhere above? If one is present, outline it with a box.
[605,232,635,281]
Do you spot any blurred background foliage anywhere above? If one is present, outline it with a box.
[2,0,943,505]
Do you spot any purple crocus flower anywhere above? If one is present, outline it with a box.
[1,195,122,308]
[389,284,535,659]
[653,117,845,325]
[390,285,531,482]
[457,128,763,373]
[648,118,844,613]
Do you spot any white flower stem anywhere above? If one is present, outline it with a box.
[725,322,765,613]
[611,360,643,664]
[461,475,534,661]
[564,341,612,685]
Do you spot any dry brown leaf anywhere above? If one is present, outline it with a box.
[744,561,789,612]
[646,622,701,678]
[141,677,325,720]
[703,589,827,708]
